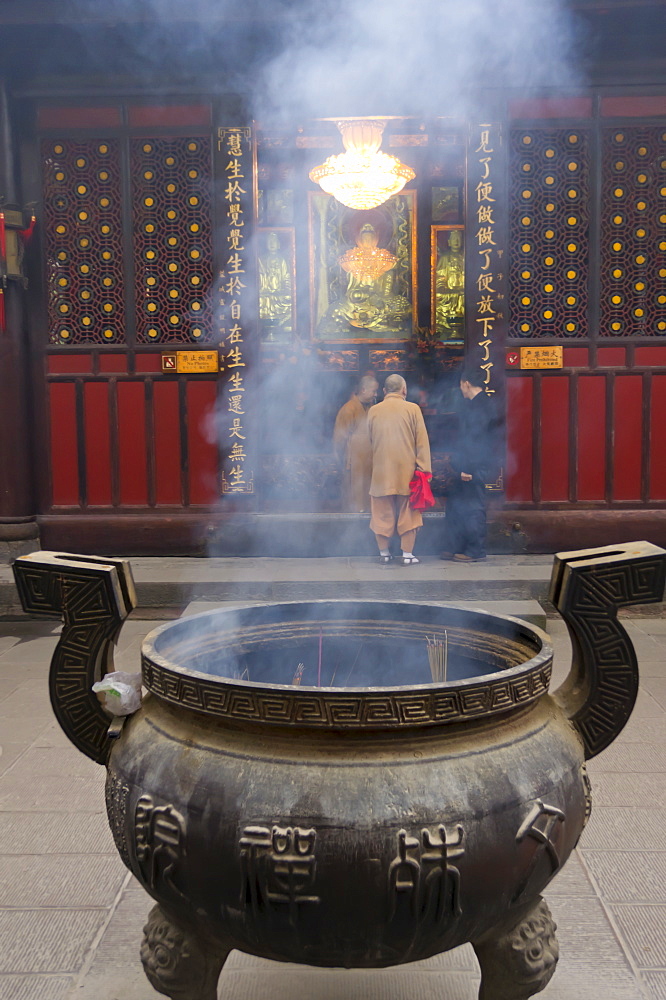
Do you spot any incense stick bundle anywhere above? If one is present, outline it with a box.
[426,632,448,684]
[292,662,305,686]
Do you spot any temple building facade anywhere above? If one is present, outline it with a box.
[0,0,665,555]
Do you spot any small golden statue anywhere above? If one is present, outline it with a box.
[258,231,292,340]
[435,229,465,339]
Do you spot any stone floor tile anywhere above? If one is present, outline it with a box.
[642,677,666,711]
[617,717,666,743]
[0,854,127,907]
[588,741,666,773]
[544,848,595,896]
[31,722,76,750]
[0,715,53,746]
[581,807,666,851]
[611,904,666,969]
[0,812,114,854]
[5,746,101,782]
[0,909,107,973]
[0,680,52,717]
[638,620,666,634]
[581,850,666,903]
[643,971,666,1000]
[0,678,23,701]
[0,637,21,654]
[0,637,59,665]
[0,974,75,1000]
[0,773,106,812]
[0,744,26,777]
[540,965,645,1000]
[628,690,666,721]
[215,969,479,1000]
[588,772,666,808]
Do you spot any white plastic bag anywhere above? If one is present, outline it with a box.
[92,671,143,716]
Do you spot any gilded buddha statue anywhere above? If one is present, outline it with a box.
[258,231,293,339]
[435,229,465,338]
[317,223,410,338]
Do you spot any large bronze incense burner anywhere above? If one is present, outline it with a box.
[12,542,666,1000]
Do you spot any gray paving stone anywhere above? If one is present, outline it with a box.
[642,677,666,711]
[611,904,666,969]
[0,744,25,777]
[0,773,105,812]
[0,812,114,854]
[643,970,666,1000]
[544,849,595,896]
[215,969,479,1000]
[0,974,75,1000]
[5,746,101,782]
[617,717,666,743]
[0,854,127,907]
[0,715,53,746]
[31,722,77,750]
[628,690,666,721]
[0,637,21,654]
[581,808,666,851]
[0,681,52,717]
[588,742,666,773]
[581,851,666,903]
[589,772,666,809]
[0,638,59,665]
[0,909,107,973]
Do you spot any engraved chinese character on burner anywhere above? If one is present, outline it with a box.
[388,823,465,927]
[135,794,186,900]
[239,824,320,927]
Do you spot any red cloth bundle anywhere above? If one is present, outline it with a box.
[409,470,435,511]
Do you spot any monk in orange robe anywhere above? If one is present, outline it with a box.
[333,375,378,512]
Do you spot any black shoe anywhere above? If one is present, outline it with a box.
[440,551,454,561]
[378,554,393,565]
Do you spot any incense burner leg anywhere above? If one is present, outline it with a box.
[472,896,558,1000]
[140,904,229,1000]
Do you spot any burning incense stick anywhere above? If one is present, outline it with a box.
[318,628,323,687]
[427,632,448,684]
[292,662,305,686]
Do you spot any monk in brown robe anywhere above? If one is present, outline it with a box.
[333,375,378,512]
[367,373,431,565]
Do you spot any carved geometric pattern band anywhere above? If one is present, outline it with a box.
[550,542,666,759]
[12,553,137,763]
[141,653,551,729]
[509,127,590,339]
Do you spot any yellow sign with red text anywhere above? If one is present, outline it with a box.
[161,351,220,373]
[520,346,563,370]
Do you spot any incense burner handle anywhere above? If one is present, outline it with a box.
[549,540,666,760]
[12,551,137,764]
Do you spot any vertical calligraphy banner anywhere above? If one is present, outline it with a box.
[465,122,507,398]
[215,125,257,498]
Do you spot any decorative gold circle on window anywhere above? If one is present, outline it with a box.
[144,170,154,180]
[102,277,113,287]
[188,169,198,179]
[634,307,645,317]
[168,262,178,272]
[566,322,576,332]
[99,170,109,181]
[545,148,555,158]
[100,224,110,235]
[102,250,112,260]
[521,242,531,253]
[190,275,200,285]
[522,163,531,172]
[58,277,68,288]
[660,241,666,251]
[658,294,666,305]
[76,157,86,168]
[636,254,646,264]
[78,211,88,222]
[145,223,155,233]
[192,327,202,338]
[612,241,622,252]
[567,216,577,226]
[614,187,624,198]
[566,269,577,279]
[80,264,90,274]
[611,321,622,332]
[545,256,555,265]
[147,302,158,313]
[566,243,577,253]
[59,303,70,314]
[166,209,177,220]
[146,249,156,260]
[543,309,554,319]
[661,186,666,197]
[191,301,202,311]
[613,214,623,225]
[80,290,91,301]
[659,321,666,331]
[169,314,180,325]
[567,188,578,199]
[544,283,554,293]
[143,144,153,154]
[612,268,623,278]
[636,228,646,238]
[81,316,92,327]
[545,203,555,213]
[57,251,67,261]
[103,303,113,313]
[660,268,666,278]
[545,176,555,185]
[169,289,179,299]
[147,276,157,286]
[99,144,108,155]
[566,295,576,305]
[567,161,578,172]
[189,223,200,233]
[568,134,578,144]
[614,132,625,143]
[522,135,532,145]
[166,183,177,194]
[77,184,87,195]
[521,190,532,199]
[520,322,530,332]
[660,214,666,224]
[544,229,554,240]
[100,197,110,208]
[79,238,89,249]
[165,156,175,166]
[188,195,200,207]
[148,328,159,338]
[168,236,178,246]
[190,249,200,259]
[188,142,198,152]
[611,294,622,305]
[55,171,65,182]
[103,328,114,339]
[54,144,64,154]
[637,173,648,184]
[59,328,70,339]
[144,197,155,208]
[521,216,531,226]
[614,160,625,171]
[638,146,648,156]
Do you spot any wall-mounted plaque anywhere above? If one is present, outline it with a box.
[161,351,220,373]
[520,346,563,369]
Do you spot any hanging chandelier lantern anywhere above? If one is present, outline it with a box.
[309,120,415,211]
